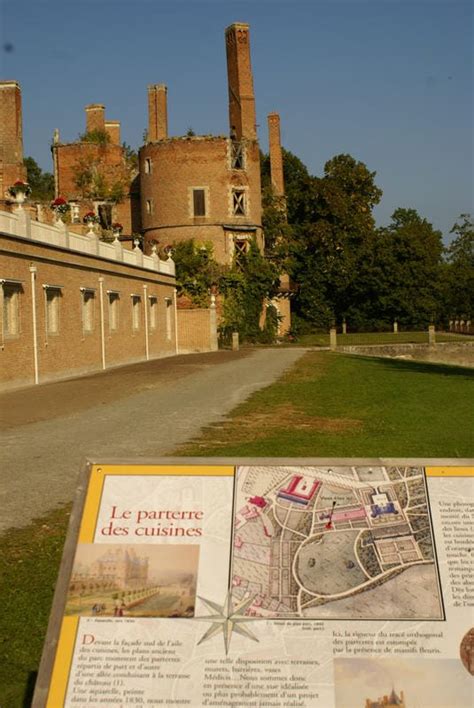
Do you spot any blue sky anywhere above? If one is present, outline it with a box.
[1,0,472,241]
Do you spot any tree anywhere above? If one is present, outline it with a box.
[443,214,474,320]
[288,154,383,328]
[351,208,444,329]
[23,156,54,201]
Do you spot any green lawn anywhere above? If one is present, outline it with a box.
[1,350,473,706]
[0,505,71,708]
[294,331,474,347]
[178,351,474,457]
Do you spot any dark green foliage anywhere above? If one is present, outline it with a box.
[23,156,54,201]
[172,240,223,307]
[173,238,279,343]
[260,303,281,344]
[349,208,444,329]
[260,145,466,332]
[442,214,473,320]
[219,239,279,342]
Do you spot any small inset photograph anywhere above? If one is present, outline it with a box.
[334,657,473,708]
[460,627,474,675]
[65,544,199,618]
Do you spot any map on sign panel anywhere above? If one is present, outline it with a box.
[231,465,443,620]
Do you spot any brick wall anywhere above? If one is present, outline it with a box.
[177,308,217,354]
[0,232,177,390]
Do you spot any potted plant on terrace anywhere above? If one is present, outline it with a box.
[7,180,32,207]
[50,196,70,224]
[83,210,99,236]
[112,222,123,241]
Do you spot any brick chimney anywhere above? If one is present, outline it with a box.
[147,84,168,141]
[85,104,105,134]
[225,23,256,140]
[105,120,121,145]
[0,80,26,190]
[268,112,284,197]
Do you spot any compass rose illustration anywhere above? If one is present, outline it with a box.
[195,593,260,654]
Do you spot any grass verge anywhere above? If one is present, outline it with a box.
[0,505,71,708]
[177,351,474,457]
[294,331,474,347]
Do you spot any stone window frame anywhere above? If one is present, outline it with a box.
[43,284,62,336]
[188,186,210,219]
[144,157,152,174]
[146,199,153,215]
[107,290,120,333]
[228,139,246,171]
[149,295,158,330]
[131,293,142,331]
[80,287,96,334]
[1,278,23,341]
[229,186,249,217]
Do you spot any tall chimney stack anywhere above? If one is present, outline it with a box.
[268,112,285,197]
[147,84,168,141]
[0,81,26,189]
[85,104,105,134]
[225,23,256,140]
[105,120,121,145]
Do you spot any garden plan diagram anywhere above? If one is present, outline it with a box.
[231,465,443,619]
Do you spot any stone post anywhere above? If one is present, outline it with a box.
[114,234,123,261]
[210,294,218,352]
[150,244,159,270]
[232,332,239,351]
[330,327,337,350]
[393,319,398,334]
[342,318,347,335]
[428,324,436,347]
[133,238,143,267]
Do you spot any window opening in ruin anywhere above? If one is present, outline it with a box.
[193,189,206,217]
[108,291,120,332]
[149,296,158,330]
[44,286,61,334]
[234,238,250,269]
[144,158,152,174]
[146,199,153,215]
[81,289,95,333]
[232,189,246,216]
[131,295,141,330]
[231,141,244,169]
[70,202,80,224]
[2,282,22,336]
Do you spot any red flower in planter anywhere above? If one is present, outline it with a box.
[51,196,67,206]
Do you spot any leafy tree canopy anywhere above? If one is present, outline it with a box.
[23,157,54,202]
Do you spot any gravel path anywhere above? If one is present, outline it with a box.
[0,348,306,531]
